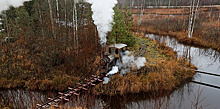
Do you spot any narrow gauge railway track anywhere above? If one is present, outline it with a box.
[37,38,150,108]
[134,37,220,90]
[190,69,220,89]
[192,80,220,89]
[191,69,220,77]
[36,74,105,108]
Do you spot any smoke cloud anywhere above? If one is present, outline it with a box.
[103,66,118,84]
[0,0,31,13]
[103,51,146,84]
[103,77,110,84]
[120,50,146,75]
[106,66,118,76]
[87,0,117,46]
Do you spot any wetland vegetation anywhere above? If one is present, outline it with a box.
[0,0,219,108]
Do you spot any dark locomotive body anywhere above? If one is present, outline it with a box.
[99,44,127,75]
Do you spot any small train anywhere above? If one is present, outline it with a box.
[99,43,127,75]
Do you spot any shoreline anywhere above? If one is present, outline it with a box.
[92,35,197,96]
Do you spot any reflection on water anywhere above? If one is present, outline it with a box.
[0,89,53,108]
[1,34,220,109]
[147,34,220,73]
[146,34,220,109]
[0,89,103,109]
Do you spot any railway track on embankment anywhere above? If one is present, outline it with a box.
[36,74,105,108]
[37,37,220,108]
[135,34,220,90]
[37,38,148,108]
[190,69,220,90]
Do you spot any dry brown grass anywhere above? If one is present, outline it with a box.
[132,7,220,51]
[132,8,189,15]
[92,36,196,96]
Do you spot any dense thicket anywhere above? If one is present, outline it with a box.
[0,0,101,90]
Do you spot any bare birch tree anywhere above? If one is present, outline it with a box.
[48,0,55,39]
[73,0,78,54]
[188,0,200,38]
[168,0,171,8]
[65,0,67,29]
[38,0,45,38]
[139,0,144,25]
[190,0,200,38]
[56,0,60,27]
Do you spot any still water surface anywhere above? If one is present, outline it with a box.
[146,34,220,109]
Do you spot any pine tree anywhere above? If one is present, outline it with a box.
[109,5,135,47]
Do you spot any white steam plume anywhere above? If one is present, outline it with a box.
[0,0,31,13]
[103,51,146,84]
[120,51,146,75]
[103,66,118,84]
[103,77,110,84]
[87,0,117,46]
[106,66,118,76]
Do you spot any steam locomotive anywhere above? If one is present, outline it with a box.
[99,43,127,75]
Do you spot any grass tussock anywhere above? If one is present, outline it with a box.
[93,36,196,95]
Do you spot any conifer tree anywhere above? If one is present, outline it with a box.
[109,5,135,47]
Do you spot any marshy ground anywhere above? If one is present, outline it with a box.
[93,34,196,95]
[131,7,220,52]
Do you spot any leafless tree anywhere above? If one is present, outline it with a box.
[48,0,55,39]
[188,0,200,38]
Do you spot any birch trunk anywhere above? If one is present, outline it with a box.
[191,0,200,38]
[73,2,78,54]
[131,0,134,8]
[73,3,76,48]
[48,0,55,39]
[188,0,195,38]
[56,0,60,27]
[168,0,171,8]
[139,0,144,25]
[65,0,67,29]
[38,0,45,38]
[188,1,192,37]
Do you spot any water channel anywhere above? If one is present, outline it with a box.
[0,34,220,109]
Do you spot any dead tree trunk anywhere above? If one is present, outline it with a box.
[188,0,200,38]
[38,0,45,38]
[188,0,195,38]
[48,0,55,39]
[191,0,200,38]
[139,0,144,25]
[56,0,60,27]
[73,1,78,55]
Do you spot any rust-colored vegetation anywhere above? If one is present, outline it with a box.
[132,7,220,51]
[0,2,101,91]
[93,36,196,95]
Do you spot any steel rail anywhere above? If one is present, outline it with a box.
[36,74,104,109]
[192,80,220,90]
[191,69,220,77]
